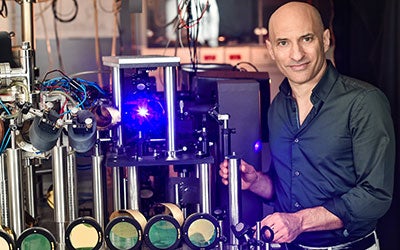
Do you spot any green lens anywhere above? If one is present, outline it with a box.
[21,234,51,250]
[188,219,216,247]
[109,221,138,249]
[148,220,177,249]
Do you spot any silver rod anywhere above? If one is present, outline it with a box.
[5,146,24,237]
[92,142,104,229]
[164,66,177,160]
[66,149,78,222]
[198,163,211,214]
[112,167,122,210]
[112,67,124,147]
[0,154,9,227]
[6,121,24,237]
[228,155,241,246]
[256,221,261,250]
[25,160,37,219]
[21,0,35,51]
[52,142,68,250]
[257,0,264,45]
[127,166,139,210]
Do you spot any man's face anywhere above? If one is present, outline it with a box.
[266,7,330,86]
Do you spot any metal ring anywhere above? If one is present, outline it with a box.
[260,225,274,243]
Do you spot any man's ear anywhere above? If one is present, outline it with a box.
[265,39,275,60]
[323,29,331,53]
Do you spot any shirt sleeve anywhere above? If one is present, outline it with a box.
[323,88,395,233]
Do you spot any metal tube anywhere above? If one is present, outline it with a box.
[112,67,123,147]
[164,66,177,160]
[127,166,139,210]
[21,0,35,51]
[228,155,241,246]
[198,163,211,214]
[5,147,24,237]
[112,167,122,210]
[25,160,37,219]
[92,142,104,229]
[6,121,24,237]
[0,154,9,227]
[66,150,78,222]
[52,143,68,250]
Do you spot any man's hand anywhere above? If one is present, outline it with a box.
[260,212,303,243]
[219,159,258,190]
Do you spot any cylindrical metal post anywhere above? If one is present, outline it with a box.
[5,147,24,237]
[66,149,78,222]
[127,166,139,210]
[25,159,37,219]
[0,154,9,228]
[92,142,104,229]
[164,66,177,160]
[112,67,123,147]
[228,155,241,246]
[52,143,68,250]
[21,0,35,50]
[112,167,122,211]
[6,121,24,237]
[198,163,211,214]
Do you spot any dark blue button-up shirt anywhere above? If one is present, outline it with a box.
[268,61,395,246]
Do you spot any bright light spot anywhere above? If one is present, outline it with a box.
[137,106,149,117]
[254,140,262,152]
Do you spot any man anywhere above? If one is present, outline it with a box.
[219,1,395,249]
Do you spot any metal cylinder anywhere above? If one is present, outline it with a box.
[164,66,177,160]
[52,143,68,249]
[0,154,9,227]
[111,67,124,147]
[6,121,24,237]
[198,163,211,214]
[5,147,24,237]
[127,166,139,210]
[92,142,104,229]
[112,167,122,210]
[66,149,78,222]
[25,159,37,219]
[228,155,241,246]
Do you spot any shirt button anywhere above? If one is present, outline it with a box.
[294,202,300,208]
[294,171,300,176]
[294,138,299,143]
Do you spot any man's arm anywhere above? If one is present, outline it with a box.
[261,206,343,243]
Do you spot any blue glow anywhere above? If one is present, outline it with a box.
[253,140,262,152]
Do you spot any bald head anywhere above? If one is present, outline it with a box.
[268,2,325,40]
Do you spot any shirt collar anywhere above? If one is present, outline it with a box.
[278,60,339,104]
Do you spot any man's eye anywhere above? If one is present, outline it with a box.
[303,36,313,42]
[278,41,287,46]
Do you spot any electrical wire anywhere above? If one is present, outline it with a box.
[0,0,7,18]
[52,0,78,23]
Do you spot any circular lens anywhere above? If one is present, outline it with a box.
[188,219,216,247]
[183,213,220,250]
[66,217,103,250]
[149,220,177,249]
[0,230,14,250]
[144,215,181,250]
[69,223,99,249]
[17,228,56,250]
[109,221,138,249]
[22,234,51,250]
